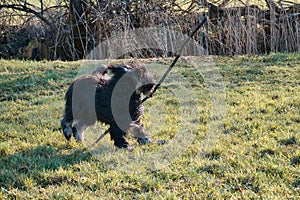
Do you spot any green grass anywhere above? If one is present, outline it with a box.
[0,53,299,199]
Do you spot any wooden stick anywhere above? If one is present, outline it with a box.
[142,16,207,103]
[89,128,110,147]
[91,16,208,146]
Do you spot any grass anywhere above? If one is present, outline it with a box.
[0,53,299,199]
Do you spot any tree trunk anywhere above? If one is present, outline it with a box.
[69,0,90,59]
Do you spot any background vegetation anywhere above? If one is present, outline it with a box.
[0,0,299,198]
[0,53,299,199]
[0,0,299,60]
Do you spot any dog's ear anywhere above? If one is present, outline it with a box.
[92,64,108,74]
[108,65,132,76]
[92,65,109,79]
[102,67,109,75]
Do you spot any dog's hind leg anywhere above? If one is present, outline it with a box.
[72,122,87,142]
[61,117,73,141]
[61,96,74,141]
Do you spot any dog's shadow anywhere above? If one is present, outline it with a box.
[0,144,92,189]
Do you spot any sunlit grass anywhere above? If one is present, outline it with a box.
[0,53,299,198]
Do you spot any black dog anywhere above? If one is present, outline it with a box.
[61,64,156,148]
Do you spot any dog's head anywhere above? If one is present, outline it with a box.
[108,64,156,96]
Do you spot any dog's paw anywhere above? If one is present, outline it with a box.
[63,127,72,140]
[114,139,131,149]
[61,118,72,141]
[137,137,152,145]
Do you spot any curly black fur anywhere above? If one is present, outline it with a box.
[61,64,155,148]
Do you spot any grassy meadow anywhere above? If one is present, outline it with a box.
[0,53,299,199]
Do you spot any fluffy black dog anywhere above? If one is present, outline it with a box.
[61,64,156,148]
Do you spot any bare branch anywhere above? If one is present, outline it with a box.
[0,4,57,32]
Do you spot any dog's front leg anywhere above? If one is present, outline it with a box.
[129,123,152,145]
[109,124,130,148]
[109,123,130,148]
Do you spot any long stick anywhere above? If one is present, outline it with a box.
[142,16,207,103]
[91,16,208,146]
[88,128,110,148]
